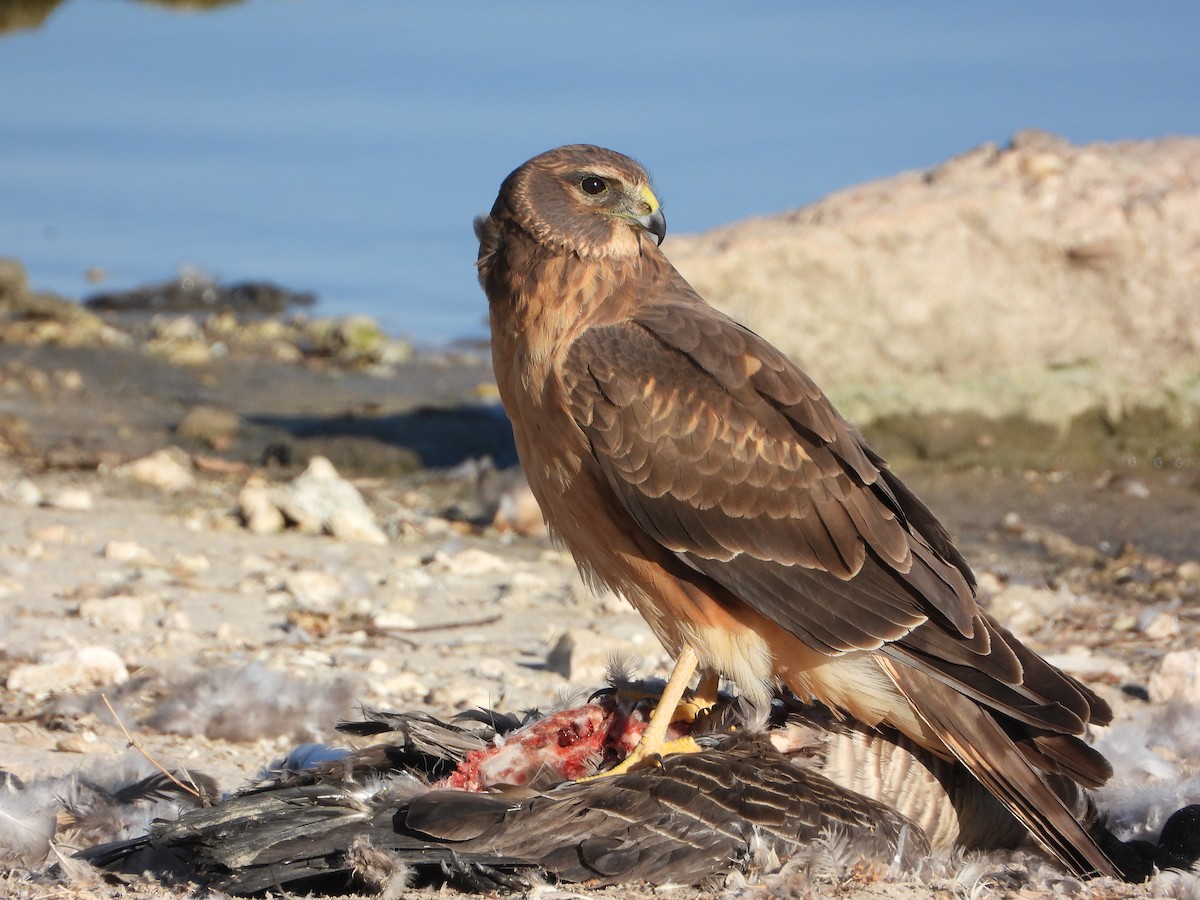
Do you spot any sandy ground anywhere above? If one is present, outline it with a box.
[1,337,1199,899]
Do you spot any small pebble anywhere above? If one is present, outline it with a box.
[28,523,71,544]
[426,678,495,714]
[45,487,93,511]
[986,584,1075,636]
[2,478,42,507]
[103,539,156,565]
[1042,646,1131,682]
[78,594,156,632]
[1176,560,1200,582]
[430,545,508,575]
[1142,612,1181,641]
[373,610,417,630]
[239,482,286,534]
[172,552,211,575]
[1149,649,1200,704]
[115,448,196,492]
[266,457,388,545]
[55,732,99,754]
[284,569,344,613]
[6,645,129,695]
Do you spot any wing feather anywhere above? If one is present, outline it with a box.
[563,309,961,647]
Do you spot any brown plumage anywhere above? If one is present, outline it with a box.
[477,144,1119,878]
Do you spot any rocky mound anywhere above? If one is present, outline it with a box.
[666,132,1200,466]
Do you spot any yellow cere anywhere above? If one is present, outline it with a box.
[639,184,661,213]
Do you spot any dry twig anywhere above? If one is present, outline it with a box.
[100,693,204,801]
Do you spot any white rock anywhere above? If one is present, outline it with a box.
[28,523,71,544]
[1149,650,1200,704]
[986,584,1075,635]
[666,136,1200,431]
[265,590,292,610]
[45,487,93,511]
[54,368,84,391]
[238,482,286,534]
[162,610,193,633]
[6,646,129,695]
[78,594,157,631]
[471,656,507,680]
[284,569,343,613]
[1043,646,1132,683]
[430,545,508,575]
[387,567,436,595]
[373,610,417,630]
[55,732,100,754]
[426,678,495,714]
[115,447,195,492]
[326,506,388,546]
[1143,612,1181,641]
[172,552,211,575]
[2,478,42,507]
[509,569,556,594]
[103,539,156,565]
[379,669,427,700]
[269,457,387,544]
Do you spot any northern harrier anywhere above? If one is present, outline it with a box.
[477,145,1120,878]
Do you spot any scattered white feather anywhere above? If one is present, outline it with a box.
[1152,868,1200,900]
[0,776,57,867]
[1093,701,1200,840]
[0,752,199,869]
[146,661,358,742]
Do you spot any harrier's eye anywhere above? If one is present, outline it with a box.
[581,176,607,195]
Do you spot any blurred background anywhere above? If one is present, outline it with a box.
[1,0,1198,344]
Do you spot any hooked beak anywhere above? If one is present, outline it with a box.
[632,184,666,245]
[635,206,667,246]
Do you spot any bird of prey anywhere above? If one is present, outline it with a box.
[477,145,1119,878]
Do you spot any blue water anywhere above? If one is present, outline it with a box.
[2,2,1198,343]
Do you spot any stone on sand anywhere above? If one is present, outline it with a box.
[6,646,129,696]
[115,448,197,492]
[1149,650,1200,704]
[267,457,388,545]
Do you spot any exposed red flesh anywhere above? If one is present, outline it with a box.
[437,694,693,792]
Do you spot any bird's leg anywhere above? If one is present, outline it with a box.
[581,644,708,780]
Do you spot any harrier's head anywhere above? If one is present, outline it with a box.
[487,144,666,259]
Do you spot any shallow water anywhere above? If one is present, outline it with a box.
[2,1,1198,342]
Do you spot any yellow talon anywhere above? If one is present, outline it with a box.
[580,646,716,782]
[670,670,721,724]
